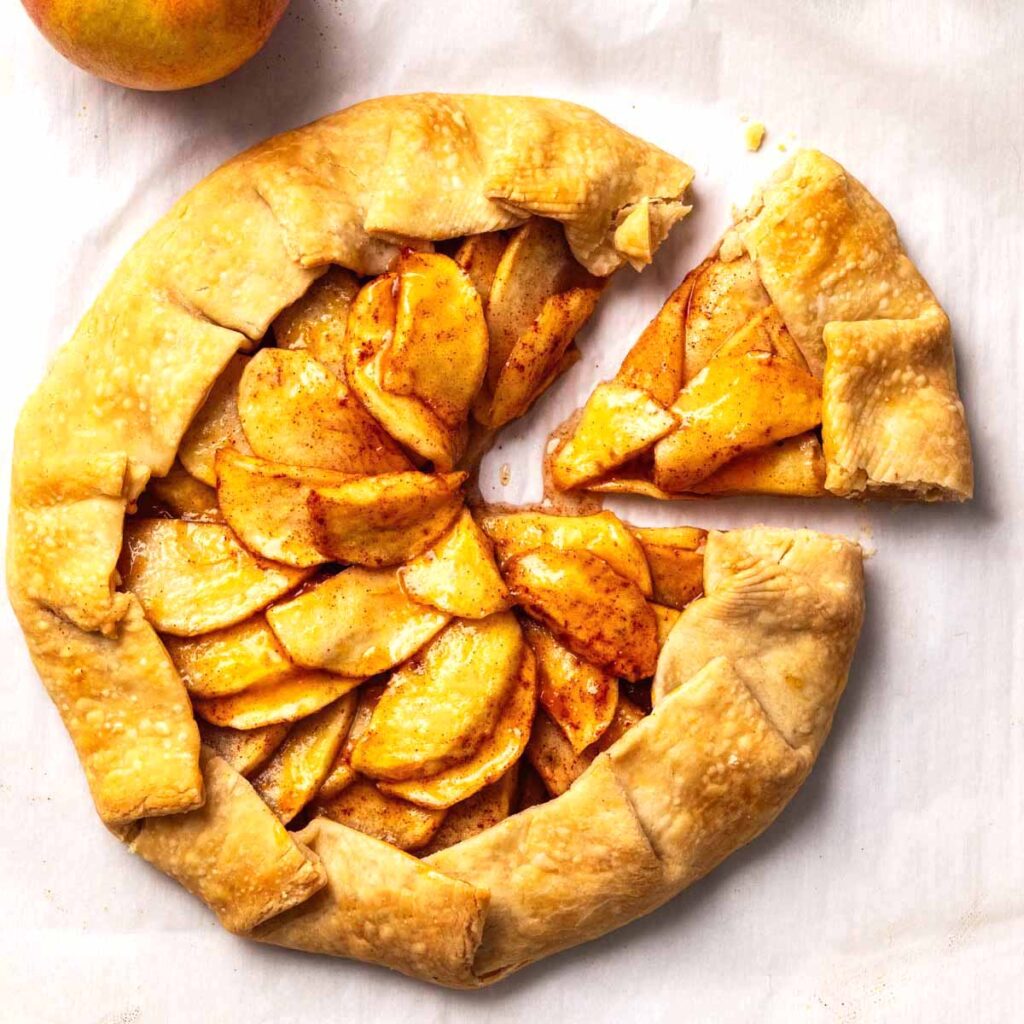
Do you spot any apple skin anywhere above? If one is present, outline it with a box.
[21,0,291,91]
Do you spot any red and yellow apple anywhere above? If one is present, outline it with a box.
[21,0,291,91]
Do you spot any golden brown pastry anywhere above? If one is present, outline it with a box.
[12,594,204,825]
[119,748,326,933]
[549,149,973,502]
[255,817,489,987]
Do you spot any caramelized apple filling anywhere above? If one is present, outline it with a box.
[123,223,716,854]
[549,251,829,497]
[127,487,708,853]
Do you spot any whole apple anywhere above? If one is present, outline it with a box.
[21,0,292,91]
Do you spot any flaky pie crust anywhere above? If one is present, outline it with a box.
[731,150,973,500]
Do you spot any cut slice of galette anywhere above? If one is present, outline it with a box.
[549,150,973,502]
[9,96,870,989]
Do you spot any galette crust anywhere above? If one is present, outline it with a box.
[821,310,972,500]
[119,748,326,934]
[426,757,668,979]
[10,590,204,825]
[732,149,972,500]
[605,657,811,884]
[254,817,489,988]
[653,527,865,755]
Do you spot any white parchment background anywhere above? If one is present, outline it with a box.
[1,2,1022,1021]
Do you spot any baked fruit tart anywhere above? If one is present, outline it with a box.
[9,95,868,988]
[549,149,973,501]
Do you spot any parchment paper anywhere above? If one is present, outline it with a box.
[1,1,1021,1020]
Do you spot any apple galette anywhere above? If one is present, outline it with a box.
[9,96,867,988]
[549,150,973,502]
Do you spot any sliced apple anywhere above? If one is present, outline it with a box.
[478,509,653,596]
[398,509,510,618]
[307,471,466,567]
[689,432,827,497]
[473,218,604,428]
[525,693,646,797]
[163,614,294,698]
[503,545,658,682]
[525,708,593,797]
[198,721,290,777]
[312,778,447,852]
[630,526,706,611]
[316,682,384,802]
[121,520,311,637]
[250,694,358,824]
[215,448,355,568]
[653,352,822,493]
[344,275,466,470]
[768,311,811,371]
[453,231,508,303]
[530,341,582,402]
[515,763,549,812]
[179,354,253,486]
[238,347,409,474]
[482,219,598,392]
[583,457,676,500]
[272,266,360,378]
[591,433,825,498]
[597,694,646,749]
[616,268,694,406]
[141,462,222,522]
[193,670,362,730]
[650,603,681,649]
[549,381,677,491]
[715,303,810,370]
[684,254,771,380]
[523,620,617,754]
[378,252,489,428]
[316,762,356,803]
[612,198,658,268]
[266,567,451,678]
[380,646,538,810]
[416,766,519,856]
[477,285,603,429]
[351,612,523,782]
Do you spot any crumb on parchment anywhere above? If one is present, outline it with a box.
[744,122,766,152]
